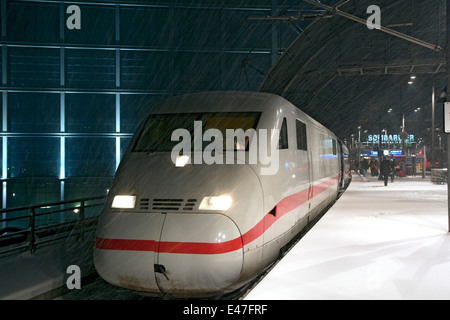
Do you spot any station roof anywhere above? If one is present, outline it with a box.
[259,0,446,142]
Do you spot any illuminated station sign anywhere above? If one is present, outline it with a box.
[362,150,403,157]
[366,134,415,144]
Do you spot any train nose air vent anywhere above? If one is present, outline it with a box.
[138,198,150,210]
[138,198,197,211]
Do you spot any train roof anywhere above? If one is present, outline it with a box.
[150,91,287,114]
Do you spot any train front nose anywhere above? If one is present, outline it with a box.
[94,212,243,297]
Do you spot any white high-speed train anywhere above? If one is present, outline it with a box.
[93,91,351,298]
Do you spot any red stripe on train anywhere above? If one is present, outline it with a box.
[95,237,243,254]
[95,175,339,254]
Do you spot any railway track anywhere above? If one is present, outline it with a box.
[57,202,331,300]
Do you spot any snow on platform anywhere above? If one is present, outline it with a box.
[244,174,450,300]
[0,229,96,300]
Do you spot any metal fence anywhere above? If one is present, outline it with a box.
[431,168,448,184]
[0,196,106,255]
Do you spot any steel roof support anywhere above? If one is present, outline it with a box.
[303,0,445,53]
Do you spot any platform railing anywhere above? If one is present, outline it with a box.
[0,196,106,255]
[431,168,448,184]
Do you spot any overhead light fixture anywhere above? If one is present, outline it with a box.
[408,81,413,85]
[410,75,416,79]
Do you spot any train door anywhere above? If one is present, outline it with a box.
[262,115,305,264]
[338,140,345,190]
[307,135,314,208]
[295,119,312,213]
[308,126,320,207]
[261,116,291,262]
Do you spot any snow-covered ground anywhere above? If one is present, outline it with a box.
[245,174,450,300]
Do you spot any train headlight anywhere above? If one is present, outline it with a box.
[111,195,136,209]
[199,196,232,211]
[175,155,190,167]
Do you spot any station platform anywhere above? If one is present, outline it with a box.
[0,229,96,300]
[244,173,450,300]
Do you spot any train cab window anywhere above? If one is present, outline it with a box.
[296,120,307,151]
[132,112,261,152]
[278,118,288,149]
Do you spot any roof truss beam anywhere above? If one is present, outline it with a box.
[303,0,445,53]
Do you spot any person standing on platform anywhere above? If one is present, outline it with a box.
[370,159,379,176]
[361,158,369,177]
[380,156,391,186]
[390,158,396,182]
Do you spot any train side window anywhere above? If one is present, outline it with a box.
[296,120,307,151]
[278,118,288,149]
[332,139,337,155]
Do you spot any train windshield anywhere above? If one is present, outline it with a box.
[132,112,261,152]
